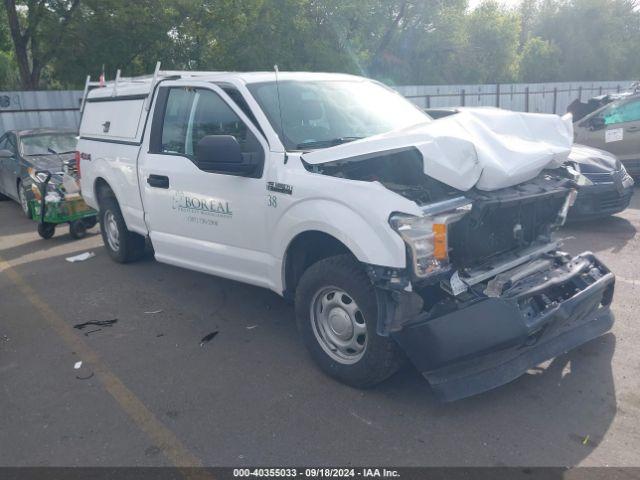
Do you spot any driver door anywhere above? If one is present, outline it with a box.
[139,83,274,289]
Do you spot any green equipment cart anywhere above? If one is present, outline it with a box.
[29,170,97,240]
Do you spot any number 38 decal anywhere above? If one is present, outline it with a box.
[267,194,278,208]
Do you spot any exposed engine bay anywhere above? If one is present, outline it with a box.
[310,147,459,205]
[309,147,576,273]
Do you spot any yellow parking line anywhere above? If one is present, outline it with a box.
[0,254,211,476]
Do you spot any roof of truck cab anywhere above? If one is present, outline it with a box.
[86,71,370,100]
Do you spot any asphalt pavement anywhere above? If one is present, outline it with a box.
[1,191,639,467]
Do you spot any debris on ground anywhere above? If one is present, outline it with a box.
[246,325,258,330]
[73,319,118,330]
[144,309,163,315]
[74,361,82,370]
[156,333,165,338]
[65,252,96,263]
[583,435,590,445]
[75,372,94,380]
[83,328,102,336]
[200,331,219,346]
[0,335,9,342]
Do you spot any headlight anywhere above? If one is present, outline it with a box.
[390,209,467,279]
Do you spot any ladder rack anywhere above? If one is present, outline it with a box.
[79,62,220,113]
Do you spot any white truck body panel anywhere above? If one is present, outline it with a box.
[80,98,146,142]
[78,140,146,235]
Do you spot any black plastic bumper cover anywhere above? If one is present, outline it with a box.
[568,182,633,220]
[392,253,615,402]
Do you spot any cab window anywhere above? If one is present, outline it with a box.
[159,88,263,167]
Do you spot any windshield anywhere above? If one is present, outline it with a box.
[247,79,430,151]
[20,133,77,156]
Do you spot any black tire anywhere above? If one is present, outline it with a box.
[69,220,87,239]
[82,216,98,229]
[295,254,404,388]
[37,222,56,239]
[98,196,145,263]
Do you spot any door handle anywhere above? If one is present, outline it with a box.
[147,174,169,189]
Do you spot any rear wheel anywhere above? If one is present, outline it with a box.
[99,196,145,263]
[295,254,404,388]
[17,181,31,218]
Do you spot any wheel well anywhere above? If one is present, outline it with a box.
[94,177,115,206]
[283,231,353,299]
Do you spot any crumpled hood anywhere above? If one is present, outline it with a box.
[568,144,620,172]
[302,108,574,191]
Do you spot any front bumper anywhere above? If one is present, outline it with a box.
[391,252,615,401]
[568,180,634,220]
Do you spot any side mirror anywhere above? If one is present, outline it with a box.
[589,116,605,130]
[195,135,255,175]
[0,149,14,158]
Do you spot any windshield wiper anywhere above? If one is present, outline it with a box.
[296,136,363,150]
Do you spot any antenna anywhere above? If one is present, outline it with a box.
[274,65,285,149]
[145,61,162,111]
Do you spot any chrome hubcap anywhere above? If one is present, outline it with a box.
[104,210,120,252]
[18,185,28,215]
[311,287,367,364]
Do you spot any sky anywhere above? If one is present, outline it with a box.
[468,0,523,9]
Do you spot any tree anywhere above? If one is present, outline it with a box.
[4,0,81,89]
[531,0,640,81]
[518,36,561,82]
[2,0,640,89]
[50,0,188,87]
[452,1,521,83]
[0,5,19,89]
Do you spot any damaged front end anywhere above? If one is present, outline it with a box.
[302,107,614,400]
[363,169,614,401]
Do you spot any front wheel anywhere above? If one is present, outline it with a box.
[295,254,404,388]
[98,196,145,263]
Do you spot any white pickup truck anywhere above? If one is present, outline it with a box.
[78,69,615,401]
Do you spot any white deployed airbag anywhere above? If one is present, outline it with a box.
[302,108,574,191]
